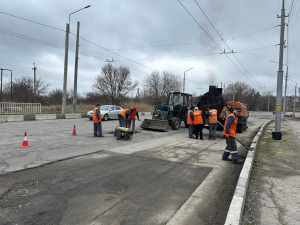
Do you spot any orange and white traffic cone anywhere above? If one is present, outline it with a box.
[20,132,30,148]
[72,125,77,136]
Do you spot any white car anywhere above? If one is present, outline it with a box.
[285,112,293,117]
[87,105,123,121]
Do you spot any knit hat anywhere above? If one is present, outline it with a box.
[96,103,101,107]
[235,107,242,112]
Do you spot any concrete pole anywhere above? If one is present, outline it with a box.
[233,92,234,101]
[275,0,285,134]
[183,72,185,92]
[32,63,37,95]
[293,84,296,117]
[268,94,270,111]
[10,70,12,102]
[282,67,288,120]
[0,69,2,102]
[62,23,69,114]
[72,21,80,113]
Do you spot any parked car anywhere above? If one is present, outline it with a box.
[285,112,293,117]
[87,105,123,121]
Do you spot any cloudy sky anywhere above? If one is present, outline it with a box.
[0,0,299,98]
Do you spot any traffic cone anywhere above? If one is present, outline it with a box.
[20,132,30,148]
[72,125,77,136]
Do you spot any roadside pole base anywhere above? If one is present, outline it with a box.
[272,132,282,140]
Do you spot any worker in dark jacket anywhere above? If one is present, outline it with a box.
[93,103,104,137]
[118,108,133,127]
[187,106,195,138]
[193,107,205,140]
[222,107,242,164]
[127,107,141,131]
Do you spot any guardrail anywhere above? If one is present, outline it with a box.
[0,102,41,114]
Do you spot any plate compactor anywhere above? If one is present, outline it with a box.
[114,127,133,140]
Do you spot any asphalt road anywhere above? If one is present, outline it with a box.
[0,112,276,225]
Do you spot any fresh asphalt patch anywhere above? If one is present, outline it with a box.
[0,150,212,225]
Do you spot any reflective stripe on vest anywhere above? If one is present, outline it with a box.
[129,107,138,119]
[223,113,238,138]
[187,110,194,125]
[209,109,217,124]
[119,109,129,119]
[193,110,203,124]
[93,106,101,123]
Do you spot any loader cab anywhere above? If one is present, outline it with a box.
[166,92,192,107]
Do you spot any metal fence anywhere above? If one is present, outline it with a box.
[0,102,41,114]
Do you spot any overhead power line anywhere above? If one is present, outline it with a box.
[178,0,261,88]
[193,0,262,88]
[0,11,159,72]
[0,11,65,32]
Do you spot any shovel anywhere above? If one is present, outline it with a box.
[208,112,255,151]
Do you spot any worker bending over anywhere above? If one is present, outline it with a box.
[222,107,242,164]
[127,107,141,131]
[187,106,195,138]
[208,108,218,140]
[193,107,205,140]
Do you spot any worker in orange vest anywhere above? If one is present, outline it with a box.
[118,108,133,127]
[222,107,242,164]
[93,103,104,137]
[208,108,218,140]
[187,106,195,138]
[127,107,141,131]
[193,107,205,140]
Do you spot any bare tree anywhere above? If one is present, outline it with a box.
[144,71,182,104]
[3,76,49,103]
[93,63,138,105]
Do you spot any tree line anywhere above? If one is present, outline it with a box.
[0,63,298,111]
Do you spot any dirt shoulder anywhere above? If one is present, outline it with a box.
[242,118,300,225]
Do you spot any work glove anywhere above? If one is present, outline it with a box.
[225,134,229,138]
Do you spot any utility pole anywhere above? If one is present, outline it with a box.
[274,0,286,140]
[32,63,37,95]
[183,67,193,93]
[268,94,270,111]
[62,23,69,114]
[72,21,80,113]
[0,69,2,102]
[282,67,288,120]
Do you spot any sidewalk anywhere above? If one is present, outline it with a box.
[242,118,300,225]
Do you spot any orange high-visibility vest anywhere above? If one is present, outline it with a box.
[193,110,203,125]
[118,109,129,120]
[93,106,101,123]
[209,109,218,124]
[187,110,194,125]
[223,113,238,138]
[129,107,138,119]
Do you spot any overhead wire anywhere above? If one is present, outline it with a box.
[0,11,159,73]
[190,0,262,88]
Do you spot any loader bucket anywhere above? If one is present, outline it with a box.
[140,119,169,132]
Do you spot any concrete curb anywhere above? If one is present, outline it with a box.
[224,120,272,225]
[0,112,152,123]
[0,113,87,122]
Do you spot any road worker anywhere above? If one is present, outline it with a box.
[93,103,104,137]
[118,108,133,128]
[193,107,205,140]
[222,107,242,164]
[127,107,141,131]
[187,106,195,138]
[208,108,218,140]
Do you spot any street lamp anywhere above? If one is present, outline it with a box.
[270,60,288,120]
[69,5,91,31]
[183,67,193,93]
[0,68,13,102]
[289,79,297,117]
[62,5,91,114]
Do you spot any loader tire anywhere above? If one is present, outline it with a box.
[172,117,180,130]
